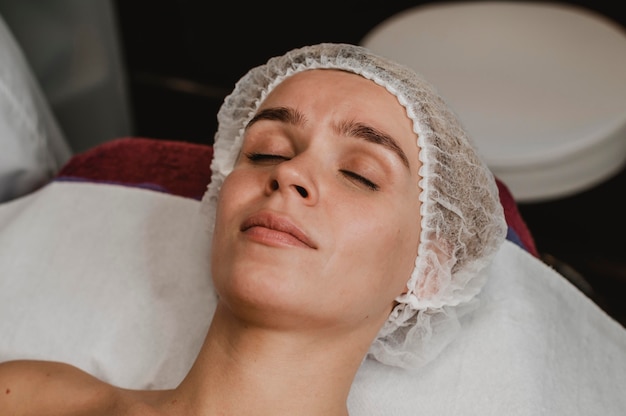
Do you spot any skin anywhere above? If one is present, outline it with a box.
[0,68,422,415]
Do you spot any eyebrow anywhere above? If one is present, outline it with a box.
[247,106,410,169]
[337,121,410,168]
[247,107,306,128]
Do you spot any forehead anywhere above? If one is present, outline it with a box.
[261,69,404,113]
[257,69,420,166]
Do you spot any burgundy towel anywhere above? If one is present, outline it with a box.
[57,137,213,201]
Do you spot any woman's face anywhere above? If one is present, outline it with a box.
[211,69,421,335]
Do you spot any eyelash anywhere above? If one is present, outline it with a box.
[245,152,290,163]
[244,152,379,191]
[340,170,379,191]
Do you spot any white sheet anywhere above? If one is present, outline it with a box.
[0,181,624,414]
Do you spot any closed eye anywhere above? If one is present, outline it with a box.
[340,170,379,191]
[245,152,291,163]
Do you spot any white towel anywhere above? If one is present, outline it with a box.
[349,240,626,415]
[0,181,625,414]
[0,182,216,388]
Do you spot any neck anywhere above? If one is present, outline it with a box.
[169,302,373,416]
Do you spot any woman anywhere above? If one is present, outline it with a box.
[0,43,506,415]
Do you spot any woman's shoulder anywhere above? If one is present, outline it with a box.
[0,359,122,416]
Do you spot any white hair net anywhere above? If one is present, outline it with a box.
[201,43,507,369]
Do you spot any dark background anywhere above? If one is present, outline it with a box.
[112,0,626,144]
[112,0,626,327]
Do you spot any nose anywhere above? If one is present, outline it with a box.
[269,179,308,198]
[265,157,317,203]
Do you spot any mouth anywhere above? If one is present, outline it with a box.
[240,211,317,249]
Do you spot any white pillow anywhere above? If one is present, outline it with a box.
[0,13,71,203]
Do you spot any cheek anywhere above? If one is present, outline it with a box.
[212,175,239,245]
[333,198,421,294]
[210,172,257,277]
[214,170,259,225]
[322,211,418,326]
[373,218,419,288]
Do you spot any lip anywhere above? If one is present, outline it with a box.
[240,211,317,249]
